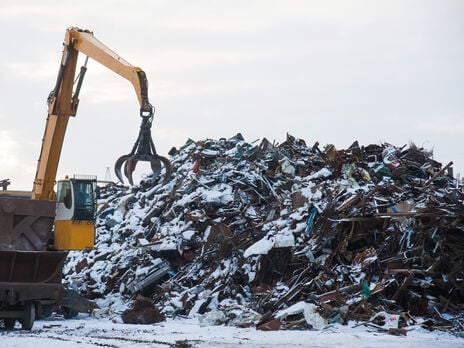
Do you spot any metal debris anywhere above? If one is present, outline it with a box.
[65,134,464,334]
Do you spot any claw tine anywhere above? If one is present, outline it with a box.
[114,154,131,184]
[150,158,162,179]
[157,156,173,184]
[124,156,138,185]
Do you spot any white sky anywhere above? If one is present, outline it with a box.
[0,0,463,190]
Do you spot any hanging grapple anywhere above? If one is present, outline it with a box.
[115,112,172,185]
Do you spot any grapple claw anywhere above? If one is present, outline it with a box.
[113,113,172,185]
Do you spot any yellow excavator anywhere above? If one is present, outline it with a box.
[34,27,172,250]
[0,27,171,329]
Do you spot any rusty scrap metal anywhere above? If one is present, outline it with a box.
[67,135,464,333]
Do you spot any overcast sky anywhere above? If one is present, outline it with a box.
[1,0,463,190]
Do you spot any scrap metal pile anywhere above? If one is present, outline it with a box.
[64,134,464,334]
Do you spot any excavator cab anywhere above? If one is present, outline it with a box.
[54,176,96,250]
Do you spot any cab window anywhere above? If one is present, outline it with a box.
[72,180,95,221]
[57,181,72,209]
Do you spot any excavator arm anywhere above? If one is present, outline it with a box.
[32,27,171,201]
[64,28,152,114]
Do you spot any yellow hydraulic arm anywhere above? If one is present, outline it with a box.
[32,27,171,201]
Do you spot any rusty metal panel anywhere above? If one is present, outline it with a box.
[0,197,55,251]
[0,250,68,305]
[0,282,64,304]
[0,250,68,284]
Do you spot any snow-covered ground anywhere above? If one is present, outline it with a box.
[1,315,462,348]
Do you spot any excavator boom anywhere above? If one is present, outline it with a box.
[66,29,151,113]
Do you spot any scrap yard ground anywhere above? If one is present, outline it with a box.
[1,315,462,348]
